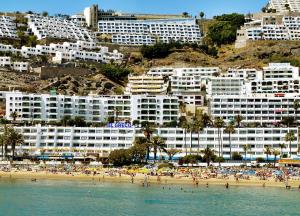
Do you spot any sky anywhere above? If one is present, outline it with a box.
[1,0,269,18]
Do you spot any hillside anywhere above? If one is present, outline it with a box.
[126,40,300,74]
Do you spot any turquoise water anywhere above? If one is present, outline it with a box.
[0,179,299,216]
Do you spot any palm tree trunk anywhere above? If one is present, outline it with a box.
[218,128,220,157]
[290,141,292,158]
[190,131,192,155]
[197,131,200,156]
[1,144,3,160]
[229,132,232,160]
[184,129,187,156]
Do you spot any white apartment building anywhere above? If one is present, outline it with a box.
[0,40,123,64]
[267,0,300,13]
[227,68,258,80]
[5,92,180,125]
[26,14,96,41]
[170,67,220,95]
[246,16,300,41]
[147,67,175,76]
[70,15,87,27]
[0,16,17,39]
[98,18,202,45]
[207,77,246,97]
[0,57,29,72]
[210,95,300,124]
[125,74,168,95]
[5,126,299,159]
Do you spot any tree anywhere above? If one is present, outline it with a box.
[182,12,189,17]
[181,121,189,156]
[150,136,165,161]
[142,122,155,161]
[285,131,295,157]
[130,138,147,163]
[224,122,236,159]
[61,115,71,127]
[0,134,5,160]
[264,145,272,162]
[5,127,24,160]
[74,116,86,127]
[293,100,300,122]
[199,12,205,19]
[279,143,286,159]
[234,114,243,128]
[201,147,215,166]
[272,149,280,167]
[214,117,225,157]
[194,119,204,155]
[10,111,18,122]
[201,113,211,127]
[243,144,249,162]
[163,149,181,161]
[109,149,131,166]
[42,11,48,17]
[232,152,243,160]
[281,116,295,127]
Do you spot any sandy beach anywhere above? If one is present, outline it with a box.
[1,171,300,188]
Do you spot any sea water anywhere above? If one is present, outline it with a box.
[0,179,299,216]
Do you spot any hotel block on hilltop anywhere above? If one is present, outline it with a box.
[26,14,96,41]
[0,40,123,64]
[98,18,202,45]
[267,0,300,13]
[0,16,17,39]
[5,126,299,159]
[235,15,300,48]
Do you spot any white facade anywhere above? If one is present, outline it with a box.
[211,95,300,124]
[245,16,300,41]
[6,125,299,159]
[98,18,202,45]
[0,16,17,39]
[26,14,96,41]
[0,57,29,72]
[267,0,300,13]
[0,41,123,64]
[5,92,180,125]
[125,74,168,95]
[208,77,246,97]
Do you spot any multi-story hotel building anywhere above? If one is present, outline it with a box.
[207,77,246,97]
[210,95,300,124]
[0,16,17,39]
[125,75,168,95]
[267,0,300,13]
[26,14,96,41]
[5,92,180,125]
[98,18,202,45]
[5,125,298,159]
[0,40,124,64]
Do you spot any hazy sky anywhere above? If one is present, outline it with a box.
[1,0,269,17]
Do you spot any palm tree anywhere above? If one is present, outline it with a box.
[272,149,280,167]
[0,134,5,160]
[201,147,215,167]
[182,122,189,156]
[279,143,286,158]
[142,122,155,162]
[150,136,165,162]
[5,127,24,161]
[195,119,204,155]
[214,117,225,157]
[224,122,236,160]
[234,115,243,128]
[285,131,295,158]
[293,100,300,123]
[243,144,249,162]
[199,11,205,19]
[264,145,272,162]
[201,113,211,128]
[10,111,18,122]
[163,149,181,161]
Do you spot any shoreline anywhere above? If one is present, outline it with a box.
[1,171,300,189]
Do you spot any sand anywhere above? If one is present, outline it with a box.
[1,171,300,188]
